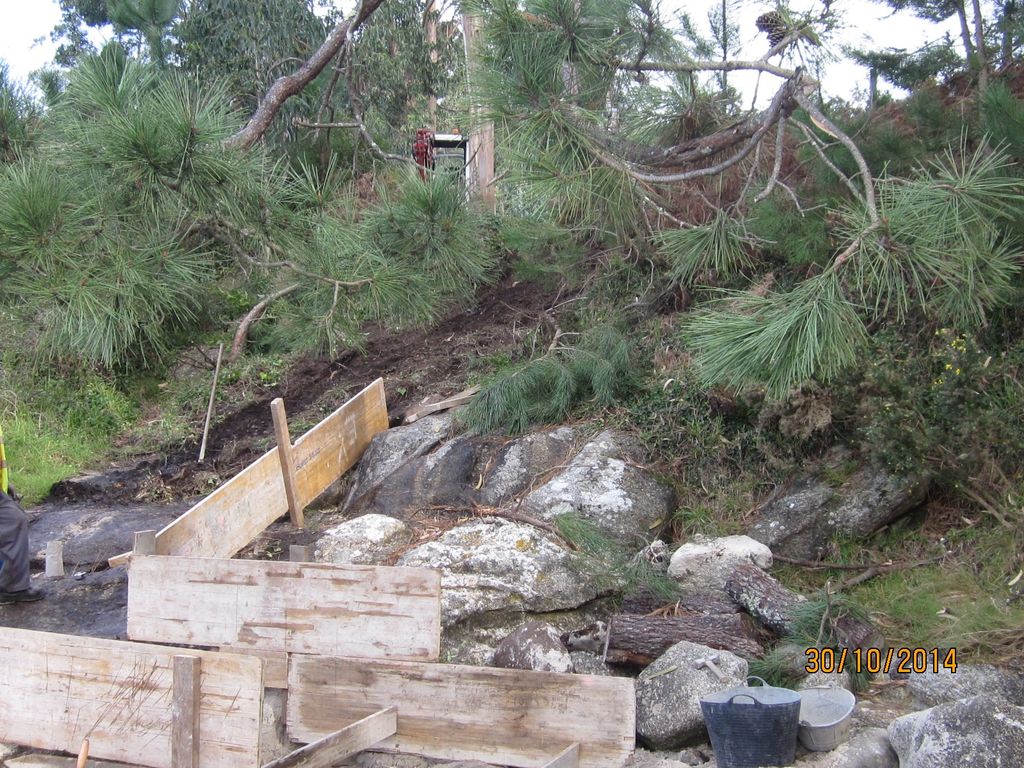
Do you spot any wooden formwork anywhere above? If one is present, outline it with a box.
[13,378,636,768]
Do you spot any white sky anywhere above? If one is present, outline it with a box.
[0,0,962,104]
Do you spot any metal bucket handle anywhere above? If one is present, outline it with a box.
[726,693,762,706]
[745,675,771,687]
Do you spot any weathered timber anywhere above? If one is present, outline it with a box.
[0,627,263,768]
[128,555,441,661]
[542,744,581,768]
[108,379,387,567]
[271,397,303,528]
[725,562,806,635]
[725,562,883,649]
[606,613,763,663]
[291,378,389,509]
[262,708,397,768]
[288,656,635,768]
[171,656,201,768]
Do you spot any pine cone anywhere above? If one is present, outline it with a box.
[756,11,788,47]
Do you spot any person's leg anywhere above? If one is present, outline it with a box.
[0,490,31,593]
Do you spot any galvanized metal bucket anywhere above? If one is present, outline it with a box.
[699,677,801,768]
[797,686,857,751]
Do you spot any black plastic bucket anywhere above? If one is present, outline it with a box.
[699,677,801,768]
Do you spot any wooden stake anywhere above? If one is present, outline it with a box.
[271,398,304,528]
[45,540,65,578]
[172,655,201,768]
[76,738,90,768]
[133,530,157,557]
[198,343,224,463]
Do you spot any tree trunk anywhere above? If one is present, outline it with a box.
[956,2,977,68]
[971,0,989,90]
[620,591,741,616]
[606,613,764,665]
[868,66,878,111]
[226,0,386,150]
[462,14,496,212]
[724,562,806,635]
[424,0,438,128]
[725,563,884,651]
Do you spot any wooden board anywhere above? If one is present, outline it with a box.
[109,379,388,567]
[292,378,389,509]
[287,657,635,768]
[128,556,441,662]
[263,708,397,768]
[0,627,263,768]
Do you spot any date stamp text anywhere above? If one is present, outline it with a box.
[805,647,958,675]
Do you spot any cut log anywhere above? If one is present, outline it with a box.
[606,612,763,664]
[724,562,805,635]
[724,562,884,650]
[620,590,741,616]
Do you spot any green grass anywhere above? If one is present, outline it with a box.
[776,515,1024,667]
[3,411,109,505]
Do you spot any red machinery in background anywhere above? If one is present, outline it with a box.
[413,129,468,180]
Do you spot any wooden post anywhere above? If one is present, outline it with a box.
[45,540,65,578]
[133,530,157,557]
[171,655,201,768]
[289,544,311,562]
[462,13,496,212]
[271,398,304,528]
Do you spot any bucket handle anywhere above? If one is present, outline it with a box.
[726,693,762,706]
[745,675,771,687]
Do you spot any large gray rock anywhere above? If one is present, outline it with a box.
[635,641,748,749]
[797,727,898,768]
[748,450,928,559]
[888,694,1024,768]
[397,518,601,626]
[345,412,453,504]
[314,514,409,565]
[905,664,1024,707]
[668,535,772,596]
[350,437,478,518]
[522,431,676,545]
[478,427,578,506]
[492,621,573,673]
[28,502,188,568]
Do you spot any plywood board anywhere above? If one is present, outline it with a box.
[128,556,441,662]
[109,379,388,567]
[292,378,389,509]
[0,627,263,768]
[287,657,635,768]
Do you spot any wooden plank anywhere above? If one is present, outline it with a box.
[218,647,289,690]
[0,627,263,768]
[262,707,397,768]
[543,744,580,768]
[287,657,634,768]
[292,378,388,509]
[402,386,480,425]
[271,398,304,528]
[171,656,201,768]
[128,556,441,661]
[110,379,387,568]
[134,530,157,556]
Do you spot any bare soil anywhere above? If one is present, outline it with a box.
[49,277,571,506]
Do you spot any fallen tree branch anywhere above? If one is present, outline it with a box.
[754,117,788,203]
[294,117,360,130]
[228,283,301,363]
[226,0,386,150]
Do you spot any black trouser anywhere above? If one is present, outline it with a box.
[0,490,30,592]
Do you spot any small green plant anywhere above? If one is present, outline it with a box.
[460,324,635,434]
